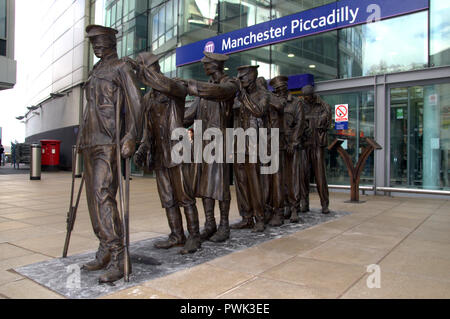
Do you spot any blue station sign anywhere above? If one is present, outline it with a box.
[176,0,429,67]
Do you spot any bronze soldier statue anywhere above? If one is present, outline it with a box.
[231,65,269,233]
[270,76,305,223]
[133,52,201,255]
[300,85,332,214]
[79,25,143,283]
[231,99,254,230]
[184,52,239,243]
[264,76,288,227]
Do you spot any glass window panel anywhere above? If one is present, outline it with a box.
[166,0,173,28]
[126,31,135,56]
[340,11,428,78]
[122,35,127,56]
[174,0,178,24]
[430,0,450,67]
[129,0,136,13]
[320,90,375,186]
[390,83,450,190]
[117,0,123,21]
[271,31,337,82]
[111,4,117,25]
[178,0,219,45]
[135,0,148,14]
[117,39,122,58]
[271,0,336,19]
[152,10,159,41]
[105,8,111,27]
[158,7,165,38]
[0,0,6,39]
[136,14,148,52]
[166,28,173,41]
[219,0,270,33]
[124,0,129,15]
[150,0,165,9]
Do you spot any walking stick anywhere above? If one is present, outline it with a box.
[115,101,131,282]
[124,157,131,282]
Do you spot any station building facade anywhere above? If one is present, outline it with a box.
[23,0,450,195]
[0,0,16,91]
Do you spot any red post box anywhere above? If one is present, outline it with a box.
[40,140,61,171]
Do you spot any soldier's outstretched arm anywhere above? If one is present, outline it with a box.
[187,78,238,102]
[139,67,188,99]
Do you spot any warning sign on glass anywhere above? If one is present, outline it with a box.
[335,104,349,130]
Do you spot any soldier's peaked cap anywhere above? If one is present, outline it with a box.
[301,84,315,95]
[270,75,289,88]
[201,51,229,64]
[237,65,259,76]
[86,25,118,38]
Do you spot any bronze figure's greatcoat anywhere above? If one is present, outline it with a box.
[79,25,143,283]
[273,77,305,223]
[300,85,332,214]
[184,52,239,242]
[232,65,269,233]
[133,52,201,255]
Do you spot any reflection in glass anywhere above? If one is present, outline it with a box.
[320,90,375,186]
[150,0,178,51]
[179,0,219,45]
[390,84,450,190]
[178,46,271,80]
[271,31,337,81]
[219,0,271,33]
[340,11,428,78]
[271,0,336,19]
[430,0,450,67]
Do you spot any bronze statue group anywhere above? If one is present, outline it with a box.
[72,25,332,284]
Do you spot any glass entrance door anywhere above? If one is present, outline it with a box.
[390,83,450,190]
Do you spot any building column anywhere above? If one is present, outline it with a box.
[422,85,441,189]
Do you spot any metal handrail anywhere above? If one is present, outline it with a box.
[376,187,450,196]
[311,184,374,191]
[311,184,449,196]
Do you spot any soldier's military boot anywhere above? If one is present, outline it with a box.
[82,247,110,271]
[98,250,131,284]
[154,207,186,249]
[200,199,217,241]
[230,216,255,229]
[268,208,284,227]
[290,207,304,224]
[210,201,230,243]
[180,205,201,255]
[252,211,265,233]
